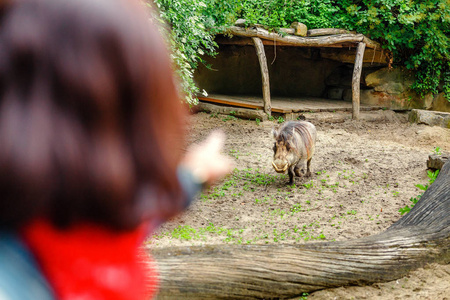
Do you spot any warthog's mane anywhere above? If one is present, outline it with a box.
[276,121,314,158]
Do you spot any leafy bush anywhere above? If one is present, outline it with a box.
[152,0,218,105]
[352,1,450,99]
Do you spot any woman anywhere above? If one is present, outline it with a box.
[0,0,231,299]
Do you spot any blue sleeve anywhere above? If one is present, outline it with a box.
[146,167,204,233]
[0,231,55,300]
[177,166,203,208]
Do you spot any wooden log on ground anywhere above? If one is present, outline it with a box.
[149,160,450,299]
[225,26,381,49]
[252,37,271,117]
[352,42,366,120]
[191,102,268,121]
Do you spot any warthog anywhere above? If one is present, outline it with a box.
[272,121,317,184]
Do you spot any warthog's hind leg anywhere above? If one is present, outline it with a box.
[294,165,303,177]
[294,160,305,177]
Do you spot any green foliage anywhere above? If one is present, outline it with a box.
[298,293,309,300]
[399,169,440,215]
[434,146,442,155]
[415,169,440,191]
[428,169,439,185]
[222,114,237,121]
[398,195,421,215]
[156,222,243,243]
[153,0,220,105]
[239,0,342,29]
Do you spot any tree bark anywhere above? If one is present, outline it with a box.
[252,37,271,117]
[307,28,355,36]
[352,42,366,120]
[149,160,450,299]
[225,26,380,49]
[278,28,295,35]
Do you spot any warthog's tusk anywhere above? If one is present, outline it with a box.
[272,161,288,173]
[272,161,278,170]
[272,161,281,172]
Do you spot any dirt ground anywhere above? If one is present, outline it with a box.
[147,110,450,299]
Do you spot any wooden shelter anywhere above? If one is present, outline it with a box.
[199,23,387,120]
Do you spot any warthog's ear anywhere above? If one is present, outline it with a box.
[271,126,279,139]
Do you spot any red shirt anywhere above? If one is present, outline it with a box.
[22,219,159,300]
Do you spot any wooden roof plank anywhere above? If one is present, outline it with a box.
[224,26,380,49]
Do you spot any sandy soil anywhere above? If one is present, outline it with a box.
[308,263,450,300]
[147,110,450,299]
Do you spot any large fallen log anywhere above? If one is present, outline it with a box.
[149,161,450,299]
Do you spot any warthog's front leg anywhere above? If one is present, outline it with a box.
[306,157,312,177]
[288,166,295,185]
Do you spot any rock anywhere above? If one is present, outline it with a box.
[325,66,353,87]
[234,19,246,27]
[431,93,450,113]
[342,89,352,101]
[408,109,450,128]
[327,87,344,100]
[423,93,434,110]
[365,67,414,94]
[360,89,401,109]
[360,89,435,111]
[374,82,405,94]
[427,153,449,171]
[290,22,307,37]
[359,67,446,110]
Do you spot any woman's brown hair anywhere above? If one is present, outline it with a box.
[0,0,187,230]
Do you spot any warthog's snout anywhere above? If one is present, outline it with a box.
[272,160,288,173]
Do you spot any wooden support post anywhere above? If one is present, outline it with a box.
[352,42,366,120]
[252,37,271,116]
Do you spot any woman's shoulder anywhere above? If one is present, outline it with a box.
[0,231,55,300]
